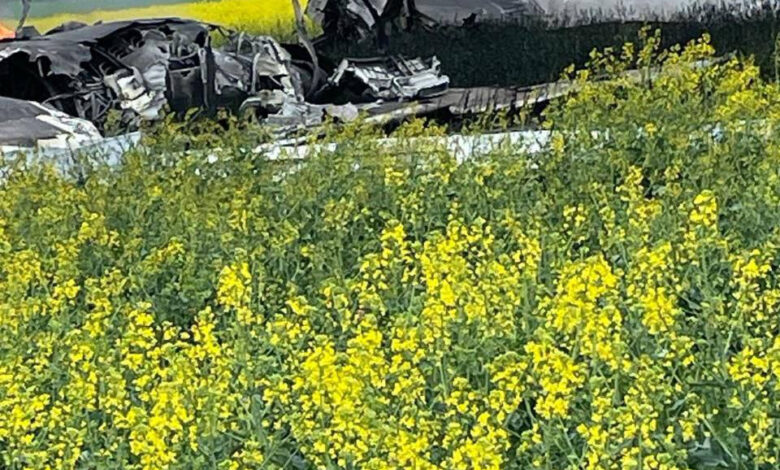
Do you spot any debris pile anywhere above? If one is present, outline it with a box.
[0,20,329,129]
[0,17,471,150]
[330,56,449,101]
[0,5,572,153]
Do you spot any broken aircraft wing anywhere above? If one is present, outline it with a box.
[0,96,102,150]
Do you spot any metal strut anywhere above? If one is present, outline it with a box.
[16,0,31,35]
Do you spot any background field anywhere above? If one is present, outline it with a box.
[0,0,302,36]
[0,0,189,17]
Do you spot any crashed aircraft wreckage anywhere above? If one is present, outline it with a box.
[0,19,328,131]
[0,8,717,154]
[0,15,571,152]
[0,18,463,148]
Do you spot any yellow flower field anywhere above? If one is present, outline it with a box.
[2,30,780,469]
[0,0,301,35]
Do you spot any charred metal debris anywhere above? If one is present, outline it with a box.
[0,13,570,150]
[305,0,436,43]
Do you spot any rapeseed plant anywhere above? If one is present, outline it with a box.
[3,29,780,469]
[10,0,305,37]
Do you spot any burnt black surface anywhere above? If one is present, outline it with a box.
[0,16,457,139]
[0,18,215,127]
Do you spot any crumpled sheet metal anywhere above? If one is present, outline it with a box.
[306,0,382,34]
[0,97,102,150]
[223,33,302,99]
[0,19,217,127]
[0,39,92,77]
[330,56,449,100]
[0,17,454,144]
[0,19,310,131]
[0,18,206,77]
[104,69,167,120]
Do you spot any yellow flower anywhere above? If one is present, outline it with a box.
[440,280,456,307]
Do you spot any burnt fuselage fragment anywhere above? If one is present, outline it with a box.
[0,18,456,137]
[0,19,316,130]
[0,18,457,139]
[0,14,576,147]
[0,19,211,128]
